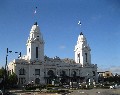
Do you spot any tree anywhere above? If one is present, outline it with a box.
[0,67,5,78]
[8,72,18,86]
[0,67,5,89]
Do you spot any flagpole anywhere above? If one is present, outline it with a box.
[34,7,37,23]
[78,21,82,33]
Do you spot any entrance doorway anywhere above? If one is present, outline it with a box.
[35,78,40,84]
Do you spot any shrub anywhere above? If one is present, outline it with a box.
[87,85,94,89]
[25,86,36,90]
[47,84,54,87]
[47,90,58,93]
[24,85,45,90]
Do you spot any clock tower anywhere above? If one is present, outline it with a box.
[74,32,91,66]
[26,22,44,62]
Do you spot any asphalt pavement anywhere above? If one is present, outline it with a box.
[69,88,120,95]
[9,88,120,95]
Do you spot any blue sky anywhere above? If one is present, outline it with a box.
[0,0,120,74]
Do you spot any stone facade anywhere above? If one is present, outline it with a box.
[8,22,98,85]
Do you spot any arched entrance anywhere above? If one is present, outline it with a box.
[35,78,40,84]
[72,71,77,82]
[47,70,55,84]
[48,70,55,76]
[60,70,68,84]
[73,71,77,77]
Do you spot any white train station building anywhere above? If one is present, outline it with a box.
[8,22,98,85]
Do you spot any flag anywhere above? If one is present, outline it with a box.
[34,7,37,14]
[78,21,81,25]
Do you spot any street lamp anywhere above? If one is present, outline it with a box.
[3,48,11,93]
[3,48,21,93]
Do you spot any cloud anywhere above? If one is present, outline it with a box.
[59,45,66,49]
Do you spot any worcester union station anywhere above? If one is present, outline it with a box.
[8,22,98,85]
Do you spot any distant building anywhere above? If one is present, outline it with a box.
[8,22,98,85]
[98,71,113,78]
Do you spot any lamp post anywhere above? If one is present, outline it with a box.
[3,48,9,93]
[3,48,21,93]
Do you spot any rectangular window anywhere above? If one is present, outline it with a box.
[36,47,38,58]
[19,77,25,84]
[78,53,80,63]
[85,53,87,62]
[29,48,30,53]
[35,69,40,75]
[19,68,25,75]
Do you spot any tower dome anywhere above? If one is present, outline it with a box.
[74,32,91,66]
[26,22,44,62]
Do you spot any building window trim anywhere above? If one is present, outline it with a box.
[35,69,40,75]
[19,68,25,75]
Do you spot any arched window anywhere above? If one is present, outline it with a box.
[47,70,55,77]
[35,78,40,84]
[19,68,25,75]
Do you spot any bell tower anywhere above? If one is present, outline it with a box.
[26,22,44,62]
[74,32,91,66]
